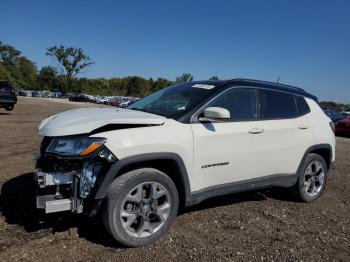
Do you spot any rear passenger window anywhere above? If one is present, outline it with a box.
[295,96,310,115]
[259,90,298,119]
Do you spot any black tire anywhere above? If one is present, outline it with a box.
[5,106,14,111]
[102,168,179,247]
[292,153,328,202]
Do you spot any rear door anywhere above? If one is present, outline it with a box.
[257,89,315,175]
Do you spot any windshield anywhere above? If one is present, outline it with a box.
[128,82,216,118]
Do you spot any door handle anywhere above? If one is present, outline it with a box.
[248,127,264,134]
[298,124,309,130]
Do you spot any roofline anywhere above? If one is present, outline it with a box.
[228,78,306,91]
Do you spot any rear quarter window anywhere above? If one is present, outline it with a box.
[259,89,298,119]
[295,96,311,115]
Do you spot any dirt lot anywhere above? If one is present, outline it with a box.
[0,97,349,261]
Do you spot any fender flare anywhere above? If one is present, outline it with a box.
[297,143,333,174]
[93,152,192,201]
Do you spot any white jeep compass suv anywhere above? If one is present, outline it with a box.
[35,79,335,247]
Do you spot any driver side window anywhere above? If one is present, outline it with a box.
[208,88,258,121]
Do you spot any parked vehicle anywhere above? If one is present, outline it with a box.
[34,79,335,247]
[335,118,350,136]
[110,97,123,107]
[51,90,62,98]
[32,91,40,97]
[96,96,109,104]
[69,93,89,102]
[0,81,17,111]
[42,90,51,98]
[341,108,350,117]
[323,109,345,122]
[116,98,130,107]
[17,90,27,96]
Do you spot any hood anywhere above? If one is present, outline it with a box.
[38,108,166,137]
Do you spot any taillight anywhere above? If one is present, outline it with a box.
[330,122,335,134]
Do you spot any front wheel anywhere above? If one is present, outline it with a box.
[292,153,328,202]
[5,106,14,111]
[102,168,179,247]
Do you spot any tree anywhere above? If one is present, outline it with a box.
[0,42,21,64]
[209,75,219,80]
[17,57,36,78]
[46,45,94,78]
[175,73,193,83]
[37,66,58,90]
[0,63,11,81]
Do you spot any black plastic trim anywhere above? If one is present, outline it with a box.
[186,173,297,206]
[297,143,333,172]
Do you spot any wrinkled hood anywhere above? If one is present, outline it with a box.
[38,108,166,137]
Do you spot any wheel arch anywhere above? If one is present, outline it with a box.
[93,153,191,208]
[299,144,333,172]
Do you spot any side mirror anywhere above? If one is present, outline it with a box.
[199,107,230,122]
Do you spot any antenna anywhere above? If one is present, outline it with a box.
[276,76,280,83]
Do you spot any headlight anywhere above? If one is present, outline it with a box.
[46,137,106,157]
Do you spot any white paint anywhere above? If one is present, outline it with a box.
[38,108,166,136]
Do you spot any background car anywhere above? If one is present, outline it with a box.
[31,91,40,97]
[0,81,17,111]
[335,118,350,136]
[323,109,345,122]
[17,90,27,96]
[341,108,350,117]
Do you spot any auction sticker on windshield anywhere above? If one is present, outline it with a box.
[192,84,215,89]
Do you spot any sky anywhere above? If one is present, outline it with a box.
[1,0,349,103]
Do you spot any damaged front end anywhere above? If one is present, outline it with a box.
[35,136,117,215]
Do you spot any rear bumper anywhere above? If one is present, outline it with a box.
[0,97,17,107]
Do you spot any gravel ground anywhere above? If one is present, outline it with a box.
[0,97,349,261]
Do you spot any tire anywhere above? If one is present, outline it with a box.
[102,168,179,247]
[292,153,328,202]
[5,106,14,111]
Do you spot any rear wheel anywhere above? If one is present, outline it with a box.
[102,168,179,247]
[5,106,14,111]
[293,153,328,202]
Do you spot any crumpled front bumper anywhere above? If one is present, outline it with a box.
[35,171,79,213]
[34,145,116,215]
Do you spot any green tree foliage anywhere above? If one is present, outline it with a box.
[46,45,94,78]
[175,73,193,83]
[0,41,37,88]
[209,76,219,80]
[0,63,11,81]
[37,66,58,90]
[0,42,21,64]
[319,101,350,110]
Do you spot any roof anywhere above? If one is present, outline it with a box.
[193,78,318,101]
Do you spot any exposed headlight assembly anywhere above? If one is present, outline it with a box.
[46,137,106,157]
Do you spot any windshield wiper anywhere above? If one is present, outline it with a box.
[129,107,150,113]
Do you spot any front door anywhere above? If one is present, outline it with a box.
[191,88,267,191]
